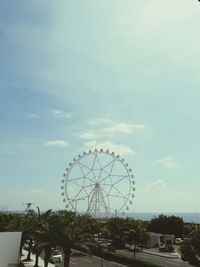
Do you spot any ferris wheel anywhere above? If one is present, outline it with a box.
[61,149,135,217]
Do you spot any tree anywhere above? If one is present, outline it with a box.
[124,221,149,261]
[147,214,184,236]
[180,224,200,266]
[0,212,10,231]
[181,239,196,262]
[190,224,200,256]
[34,210,57,267]
[34,210,94,267]
[50,212,93,267]
[19,210,39,262]
[106,217,130,239]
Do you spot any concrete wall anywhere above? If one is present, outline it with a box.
[0,232,22,267]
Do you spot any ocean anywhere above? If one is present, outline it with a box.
[9,210,200,223]
[127,212,200,223]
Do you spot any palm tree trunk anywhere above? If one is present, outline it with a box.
[44,248,51,267]
[26,250,31,261]
[26,238,33,261]
[63,248,71,267]
[133,239,137,261]
[34,254,39,267]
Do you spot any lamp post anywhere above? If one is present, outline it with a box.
[115,209,118,217]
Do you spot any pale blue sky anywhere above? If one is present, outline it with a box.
[0,0,200,213]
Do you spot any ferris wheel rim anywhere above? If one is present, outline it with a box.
[61,149,135,216]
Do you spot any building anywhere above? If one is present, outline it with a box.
[145,232,175,251]
[0,232,22,267]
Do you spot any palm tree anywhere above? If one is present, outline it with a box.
[50,212,93,267]
[34,210,56,267]
[31,239,43,267]
[20,210,39,262]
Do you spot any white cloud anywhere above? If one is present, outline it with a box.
[45,140,69,147]
[146,179,167,190]
[51,109,73,119]
[78,121,145,139]
[79,130,98,139]
[152,157,178,168]
[88,118,112,125]
[102,123,145,134]
[83,140,135,156]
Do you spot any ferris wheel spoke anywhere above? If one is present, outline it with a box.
[97,167,103,182]
[101,158,115,170]
[66,180,83,189]
[110,185,126,198]
[70,187,85,204]
[79,163,92,176]
[70,195,87,202]
[83,176,96,184]
[100,186,109,197]
[100,183,113,187]
[96,154,103,169]
[78,162,92,172]
[92,153,97,169]
[99,159,117,183]
[101,158,116,184]
[109,194,127,199]
[112,175,128,186]
[98,174,110,183]
[77,162,92,179]
[77,163,96,185]
[82,183,96,190]
[67,176,85,182]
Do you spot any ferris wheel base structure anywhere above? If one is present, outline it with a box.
[61,149,135,218]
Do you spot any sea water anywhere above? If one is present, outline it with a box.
[127,212,200,223]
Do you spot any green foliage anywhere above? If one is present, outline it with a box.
[190,224,200,255]
[180,225,200,266]
[124,221,149,261]
[147,214,184,236]
[181,239,196,261]
[105,217,146,239]
[0,212,23,231]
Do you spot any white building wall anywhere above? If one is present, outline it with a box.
[0,232,22,267]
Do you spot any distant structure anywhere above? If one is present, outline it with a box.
[61,149,135,218]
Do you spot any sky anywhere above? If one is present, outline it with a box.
[0,0,200,213]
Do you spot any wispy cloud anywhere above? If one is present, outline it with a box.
[88,118,112,125]
[146,179,167,190]
[152,157,178,168]
[28,113,40,118]
[78,120,145,139]
[31,189,44,193]
[51,109,73,119]
[82,140,135,156]
[79,130,98,139]
[102,123,144,134]
[44,140,69,147]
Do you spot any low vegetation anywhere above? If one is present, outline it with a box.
[1,210,200,266]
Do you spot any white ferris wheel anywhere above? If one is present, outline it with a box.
[61,149,135,217]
